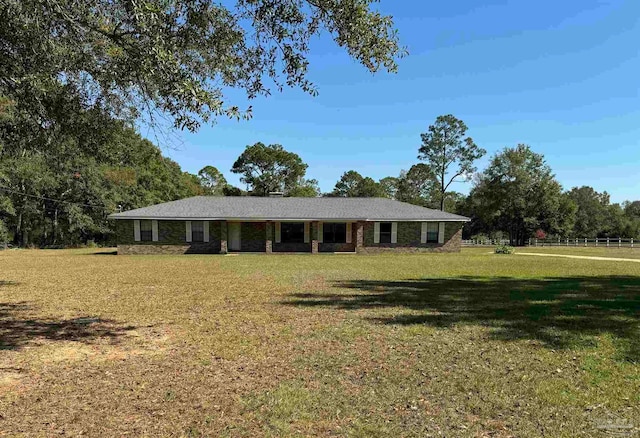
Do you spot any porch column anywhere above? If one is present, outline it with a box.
[265,221,273,254]
[311,221,319,254]
[220,221,228,254]
[356,221,365,253]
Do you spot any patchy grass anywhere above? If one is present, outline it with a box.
[0,248,639,437]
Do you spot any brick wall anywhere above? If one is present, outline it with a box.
[361,221,464,253]
[115,220,222,254]
[115,219,464,254]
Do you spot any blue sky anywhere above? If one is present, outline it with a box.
[163,0,640,203]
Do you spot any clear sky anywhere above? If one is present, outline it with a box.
[161,0,640,203]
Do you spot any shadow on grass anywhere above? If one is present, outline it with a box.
[91,250,118,256]
[285,276,640,361]
[0,302,137,351]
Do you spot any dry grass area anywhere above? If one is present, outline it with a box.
[0,248,639,437]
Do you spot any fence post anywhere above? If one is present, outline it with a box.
[607,237,610,247]
[535,238,538,247]
[632,238,634,249]
[595,238,598,247]
[619,237,621,248]
[584,238,587,247]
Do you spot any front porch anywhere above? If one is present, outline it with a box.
[222,221,363,254]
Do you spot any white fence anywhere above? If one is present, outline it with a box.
[528,237,636,248]
[462,239,511,246]
[462,238,637,248]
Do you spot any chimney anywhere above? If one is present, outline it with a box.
[268,192,284,198]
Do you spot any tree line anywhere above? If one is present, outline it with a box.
[1,111,638,247]
[198,115,640,246]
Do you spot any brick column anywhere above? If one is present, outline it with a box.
[356,221,365,254]
[265,221,273,254]
[220,221,228,254]
[311,221,319,254]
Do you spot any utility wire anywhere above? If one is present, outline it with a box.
[0,185,117,212]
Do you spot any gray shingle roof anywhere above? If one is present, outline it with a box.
[109,197,470,222]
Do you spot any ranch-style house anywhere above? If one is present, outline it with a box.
[109,196,469,255]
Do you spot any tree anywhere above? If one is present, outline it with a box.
[356,177,386,197]
[379,176,398,199]
[329,171,385,197]
[0,98,205,246]
[566,186,610,237]
[418,115,486,211]
[395,164,437,207]
[222,185,244,197]
[198,166,228,196]
[624,200,640,219]
[288,178,320,197]
[231,143,308,196]
[331,171,364,197]
[2,0,404,133]
[468,145,575,245]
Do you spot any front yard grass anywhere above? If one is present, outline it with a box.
[0,248,638,437]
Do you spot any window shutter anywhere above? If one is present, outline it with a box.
[275,222,281,243]
[421,222,427,244]
[134,220,141,242]
[374,222,380,244]
[152,220,159,242]
[318,222,323,243]
[346,223,352,243]
[203,221,209,242]
[438,222,445,244]
[391,222,398,244]
[304,222,310,243]
[186,221,192,242]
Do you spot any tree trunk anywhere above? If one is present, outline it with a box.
[53,208,58,245]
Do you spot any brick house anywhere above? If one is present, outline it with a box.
[109,196,469,255]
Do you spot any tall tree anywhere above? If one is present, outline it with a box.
[566,186,611,237]
[331,171,364,197]
[198,166,228,196]
[2,0,404,133]
[418,115,486,211]
[330,171,385,197]
[468,144,575,245]
[231,143,308,196]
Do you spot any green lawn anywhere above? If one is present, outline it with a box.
[0,248,638,437]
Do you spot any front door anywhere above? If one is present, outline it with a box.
[228,222,241,251]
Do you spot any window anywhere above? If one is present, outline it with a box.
[191,221,204,242]
[427,222,439,243]
[379,222,392,244]
[282,222,305,243]
[140,220,152,241]
[323,223,347,243]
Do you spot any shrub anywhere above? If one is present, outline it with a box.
[495,244,515,254]
[535,229,547,239]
